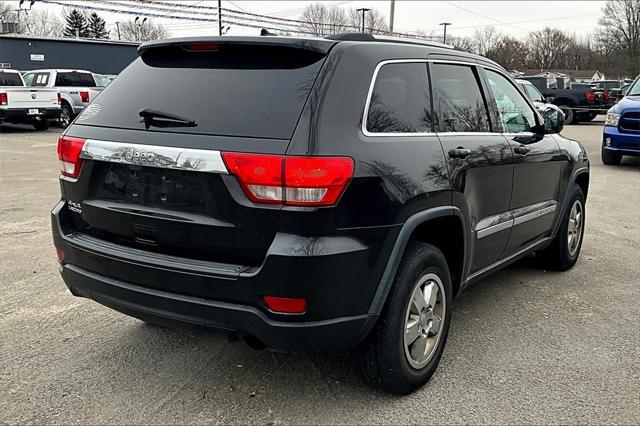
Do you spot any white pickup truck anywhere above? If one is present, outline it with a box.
[0,69,61,130]
[23,69,103,128]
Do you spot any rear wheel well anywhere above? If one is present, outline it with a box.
[409,216,464,296]
[575,172,589,198]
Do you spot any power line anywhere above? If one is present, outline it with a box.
[442,1,529,32]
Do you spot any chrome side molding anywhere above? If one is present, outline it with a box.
[80,139,228,174]
[476,200,558,239]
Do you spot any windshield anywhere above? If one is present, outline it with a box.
[94,74,112,87]
[627,77,640,96]
[0,72,24,86]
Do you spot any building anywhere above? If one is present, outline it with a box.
[0,34,139,74]
[520,68,605,83]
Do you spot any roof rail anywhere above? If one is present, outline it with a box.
[324,33,454,50]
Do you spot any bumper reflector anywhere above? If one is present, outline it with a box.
[264,296,307,314]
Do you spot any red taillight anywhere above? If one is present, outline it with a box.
[185,42,219,51]
[603,90,610,101]
[57,93,61,105]
[57,136,86,178]
[222,153,354,206]
[585,91,596,102]
[79,91,89,103]
[264,296,307,314]
[55,247,65,262]
[0,92,7,106]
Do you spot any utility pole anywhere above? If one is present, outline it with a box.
[218,0,222,36]
[389,0,395,34]
[356,8,371,33]
[439,22,452,44]
[116,21,121,40]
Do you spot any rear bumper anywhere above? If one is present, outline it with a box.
[0,107,61,122]
[603,126,640,156]
[51,201,389,351]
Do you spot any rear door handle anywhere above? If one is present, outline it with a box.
[514,146,530,155]
[448,147,471,159]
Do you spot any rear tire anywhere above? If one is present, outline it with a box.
[354,242,452,394]
[558,104,575,124]
[538,184,585,271]
[59,103,73,128]
[33,119,49,131]
[601,144,622,165]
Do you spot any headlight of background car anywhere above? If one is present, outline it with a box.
[605,112,620,126]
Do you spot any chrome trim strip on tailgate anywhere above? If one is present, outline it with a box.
[80,139,228,173]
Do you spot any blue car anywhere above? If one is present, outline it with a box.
[603,76,640,164]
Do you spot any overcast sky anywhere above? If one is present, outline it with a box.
[25,0,607,39]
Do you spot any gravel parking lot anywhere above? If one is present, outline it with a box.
[1,119,638,424]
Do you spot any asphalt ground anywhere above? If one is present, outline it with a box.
[1,118,638,424]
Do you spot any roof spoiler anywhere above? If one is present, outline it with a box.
[138,36,336,55]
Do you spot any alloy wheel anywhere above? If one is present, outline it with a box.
[403,273,446,369]
[567,200,584,256]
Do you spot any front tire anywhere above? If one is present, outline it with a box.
[539,184,586,271]
[355,242,452,394]
[558,105,575,124]
[601,145,622,165]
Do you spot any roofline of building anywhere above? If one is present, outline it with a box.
[0,34,140,46]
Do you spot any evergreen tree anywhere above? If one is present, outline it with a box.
[87,12,109,39]
[63,9,89,38]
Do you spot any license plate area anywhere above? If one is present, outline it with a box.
[92,163,208,215]
[28,108,40,115]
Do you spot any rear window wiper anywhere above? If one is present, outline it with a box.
[139,108,197,129]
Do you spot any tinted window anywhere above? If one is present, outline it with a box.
[366,63,431,133]
[0,72,24,86]
[431,64,490,132]
[524,84,544,103]
[486,70,536,133]
[55,72,96,87]
[77,45,326,139]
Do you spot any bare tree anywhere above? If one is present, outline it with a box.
[348,7,388,34]
[300,3,349,36]
[485,36,528,69]
[119,19,168,42]
[473,26,502,56]
[21,10,63,37]
[598,0,640,75]
[526,27,573,70]
[447,35,475,52]
[0,2,17,22]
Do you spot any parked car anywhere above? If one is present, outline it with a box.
[602,75,640,164]
[594,79,624,90]
[52,35,590,394]
[0,68,60,130]
[23,69,103,128]
[521,75,612,123]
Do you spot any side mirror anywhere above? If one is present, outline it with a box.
[545,96,554,103]
[541,104,564,134]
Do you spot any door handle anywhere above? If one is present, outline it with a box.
[448,147,471,159]
[514,146,530,155]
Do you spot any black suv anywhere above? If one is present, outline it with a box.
[52,35,590,394]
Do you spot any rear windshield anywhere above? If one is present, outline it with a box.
[0,72,24,86]
[76,44,326,139]
[55,72,97,87]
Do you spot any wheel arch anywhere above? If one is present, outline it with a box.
[368,206,467,315]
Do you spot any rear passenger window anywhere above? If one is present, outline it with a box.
[23,73,35,86]
[431,64,491,132]
[485,70,536,133]
[55,72,96,87]
[366,62,431,133]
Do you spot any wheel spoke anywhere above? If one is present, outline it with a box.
[410,335,428,361]
[405,316,421,344]
[411,285,426,312]
[423,282,438,309]
[428,313,442,335]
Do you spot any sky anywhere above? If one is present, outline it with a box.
[16,0,608,40]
